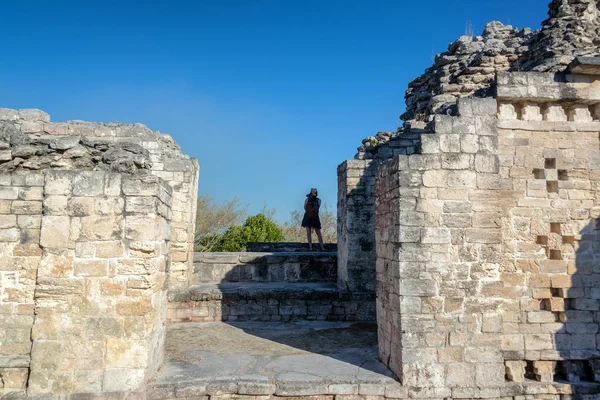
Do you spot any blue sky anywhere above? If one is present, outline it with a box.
[0,0,548,222]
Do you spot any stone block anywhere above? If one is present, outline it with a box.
[116,300,153,316]
[237,382,277,395]
[432,115,453,133]
[522,102,543,121]
[102,368,146,392]
[420,228,451,244]
[0,214,16,229]
[18,187,42,201]
[498,102,518,120]
[44,196,68,215]
[80,215,123,241]
[569,104,593,122]
[125,216,159,241]
[20,120,44,133]
[475,363,505,387]
[19,108,50,122]
[67,197,94,216]
[45,171,74,195]
[11,201,42,215]
[475,154,499,173]
[533,360,555,383]
[0,367,29,389]
[460,134,479,153]
[399,279,437,296]
[40,216,70,249]
[545,103,568,121]
[420,134,440,154]
[441,153,471,169]
[0,187,19,200]
[122,176,162,196]
[525,334,553,350]
[439,134,461,152]
[74,259,109,277]
[446,363,475,387]
[0,108,19,121]
[505,363,525,385]
[472,97,497,116]
[72,171,104,197]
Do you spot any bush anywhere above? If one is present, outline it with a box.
[194,195,247,252]
[211,213,285,252]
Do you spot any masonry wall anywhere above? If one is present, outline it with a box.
[337,160,376,292]
[191,252,337,284]
[0,173,43,390]
[0,108,199,290]
[496,72,600,386]
[375,98,506,398]
[26,171,172,394]
[370,72,600,397]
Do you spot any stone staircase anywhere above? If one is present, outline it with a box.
[150,245,389,400]
[167,246,376,323]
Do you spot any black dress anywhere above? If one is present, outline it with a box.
[301,195,321,229]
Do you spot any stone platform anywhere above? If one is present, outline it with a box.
[147,321,401,399]
[167,282,376,322]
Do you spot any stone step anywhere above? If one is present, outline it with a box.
[148,321,401,399]
[246,242,337,252]
[192,251,337,284]
[167,282,375,323]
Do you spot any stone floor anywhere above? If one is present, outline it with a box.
[148,320,401,398]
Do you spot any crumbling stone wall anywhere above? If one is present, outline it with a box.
[375,98,505,396]
[29,171,172,394]
[402,22,534,121]
[339,4,600,396]
[0,173,43,390]
[0,169,174,394]
[517,0,600,72]
[360,0,600,160]
[365,70,600,397]
[337,160,376,292]
[495,71,600,387]
[0,109,199,395]
[0,108,199,289]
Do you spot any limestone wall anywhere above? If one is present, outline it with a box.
[496,72,600,386]
[375,98,504,396]
[0,108,199,395]
[0,108,199,290]
[30,171,172,394]
[0,170,173,395]
[191,252,337,284]
[0,173,43,390]
[337,160,376,292]
[368,70,600,397]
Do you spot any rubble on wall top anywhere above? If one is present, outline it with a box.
[516,0,600,73]
[566,55,600,74]
[356,0,600,160]
[0,107,191,173]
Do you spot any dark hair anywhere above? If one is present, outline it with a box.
[307,188,318,197]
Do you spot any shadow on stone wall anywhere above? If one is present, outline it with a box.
[549,218,600,388]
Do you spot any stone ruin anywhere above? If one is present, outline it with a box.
[1,0,600,399]
[337,0,600,398]
[0,109,199,394]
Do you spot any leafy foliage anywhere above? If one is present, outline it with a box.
[194,195,247,252]
[194,196,336,252]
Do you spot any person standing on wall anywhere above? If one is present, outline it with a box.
[302,188,325,251]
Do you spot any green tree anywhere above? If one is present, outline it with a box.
[194,195,247,252]
[213,213,285,252]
